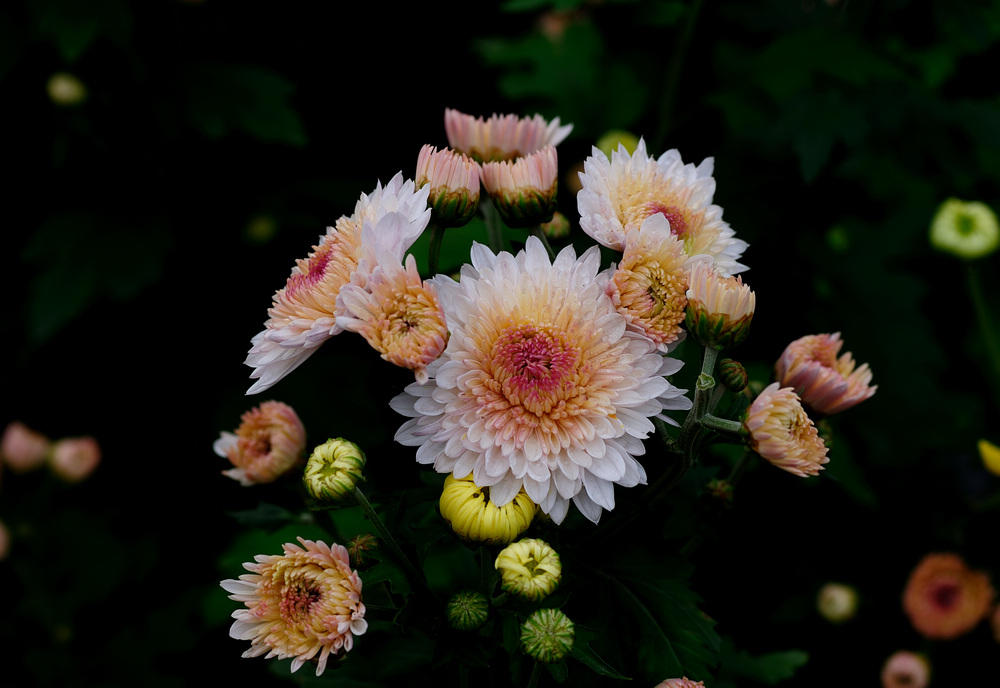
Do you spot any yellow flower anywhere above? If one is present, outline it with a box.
[303,438,366,505]
[438,473,537,545]
[929,198,999,260]
[495,538,562,602]
[978,438,1000,476]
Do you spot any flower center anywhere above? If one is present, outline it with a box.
[491,323,581,416]
[285,244,332,300]
[640,201,688,237]
[280,581,322,625]
[929,581,960,610]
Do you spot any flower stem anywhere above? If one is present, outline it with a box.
[354,486,425,592]
[652,0,706,150]
[526,661,543,688]
[481,196,505,253]
[966,262,1000,408]
[428,221,445,276]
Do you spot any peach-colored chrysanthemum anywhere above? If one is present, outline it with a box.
[880,651,930,688]
[391,236,692,525]
[685,259,755,350]
[245,173,431,394]
[444,108,573,163]
[336,254,449,384]
[775,332,876,416]
[655,678,706,688]
[214,400,307,485]
[743,382,828,477]
[48,436,101,482]
[416,144,481,228]
[577,138,748,275]
[221,537,367,677]
[606,213,689,351]
[902,552,995,640]
[1,420,51,473]
[481,145,559,228]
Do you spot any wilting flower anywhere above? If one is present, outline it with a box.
[684,260,755,350]
[775,332,876,416]
[816,582,859,624]
[480,145,559,228]
[929,197,999,260]
[1,421,51,474]
[606,214,689,351]
[520,608,574,663]
[48,436,101,482]
[221,537,367,677]
[654,679,706,688]
[977,438,1000,476]
[415,144,480,228]
[438,473,537,545]
[303,438,366,505]
[444,108,573,163]
[214,401,307,485]
[495,538,562,602]
[577,138,748,275]
[902,552,995,640]
[743,382,829,477]
[392,237,692,524]
[880,651,931,688]
[245,173,431,394]
[446,590,490,631]
[336,254,449,383]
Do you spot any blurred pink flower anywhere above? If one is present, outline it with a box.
[654,678,706,688]
[1,421,51,474]
[213,401,306,485]
[902,552,994,640]
[775,332,876,415]
[880,650,930,688]
[48,436,101,482]
[743,382,829,477]
[444,108,572,163]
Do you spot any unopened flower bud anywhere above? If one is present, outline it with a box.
[439,473,537,546]
[520,608,574,663]
[929,198,999,260]
[685,260,755,351]
[481,146,559,228]
[347,533,378,567]
[495,538,561,602]
[718,358,747,393]
[540,211,571,239]
[303,438,366,506]
[816,582,858,624]
[446,590,490,631]
[416,144,481,229]
[881,650,930,688]
[47,72,87,106]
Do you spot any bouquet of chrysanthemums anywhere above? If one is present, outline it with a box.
[215,109,876,687]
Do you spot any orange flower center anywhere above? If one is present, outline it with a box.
[491,324,581,415]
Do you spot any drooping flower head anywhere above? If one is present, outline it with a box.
[743,382,829,477]
[480,145,559,228]
[684,259,755,350]
[438,473,538,545]
[577,139,748,275]
[392,236,692,525]
[336,254,449,384]
[929,197,999,260]
[902,552,995,640]
[245,174,430,394]
[1,421,51,474]
[495,538,562,602]
[607,213,690,351]
[880,651,931,688]
[520,608,574,663]
[775,332,876,416]
[214,400,307,485]
[48,436,101,483]
[444,108,573,163]
[654,679,706,688]
[221,537,367,677]
[303,438,366,506]
[415,144,480,228]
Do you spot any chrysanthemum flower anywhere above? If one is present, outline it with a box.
[438,473,538,545]
[480,145,559,228]
[775,332,876,416]
[607,213,689,351]
[655,679,706,688]
[577,138,748,275]
[392,236,692,524]
[991,603,1000,642]
[743,382,829,477]
[495,538,562,602]
[1,421,51,474]
[416,144,481,228]
[214,400,307,485]
[245,173,430,394]
[881,651,930,688]
[684,259,755,351]
[816,582,859,624]
[444,108,573,163]
[929,197,1000,260]
[902,552,995,640]
[303,438,366,505]
[48,436,101,482]
[520,608,574,663]
[336,254,449,384]
[221,537,367,677]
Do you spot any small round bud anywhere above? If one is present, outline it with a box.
[47,72,88,106]
[495,538,562,602]
[540,211,571,240]
[303,438,366,506]
[705,478,733,504]
[816,582,859,624]
[718,358,748,393]
[519,608,574,663]
[446,590,490,631]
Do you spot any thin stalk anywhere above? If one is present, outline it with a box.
[354,486,426,593]
[967,262,1000,409]
[427,222,445,276]
[652,0,707,151]
[526,661,543,688]
[481,196,505,253]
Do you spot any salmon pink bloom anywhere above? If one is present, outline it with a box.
[1,421,51,474]
[655,679,706,688]
[214,400,307,485]
[684,259,755,351]
[902,552,995,640]
[775,332,876,416]
[743,382,829,477]
[444,108,572,163]
[415,144,480,228]
[48,436,101,482]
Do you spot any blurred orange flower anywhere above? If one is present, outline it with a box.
[902,552,994,640]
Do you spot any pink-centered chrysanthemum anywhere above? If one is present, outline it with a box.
[221,537,367,677]
[902,552,995,640]
[444,108,573,163]
[577,138,748,275]
[245,173,431,394]
[775,332,876,416]
[214,400,307,485]
[336,253,449,384]
[743,382,829,477]
[606,213,689,351]
[481,145,559,228]
[880,651,931,688]
[390,236,692,525]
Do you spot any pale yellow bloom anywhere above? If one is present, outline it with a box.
[303,438,366,505]
[495,538,562,602]
[929,197,999,260]
[816,582,858,624]
[978,438,1000,476]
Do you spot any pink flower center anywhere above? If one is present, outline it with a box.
[929,581,960,610]
[641,201,688,237]
[285,244,332,300]
[280,582,322,624]
[491,323,580,415]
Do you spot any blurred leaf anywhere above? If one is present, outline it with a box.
[29,0,132,62]
[364,558,412,597]
[715,637,809,687]
[224,502,303,530]
[570,630,631,680]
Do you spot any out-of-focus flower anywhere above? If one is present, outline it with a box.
[541,211,571,240]
[392,237,692,525]
[214,401,307,485]
[744,383,829,477]
[606,214,689,351]
[336,254,449,384]
[48,436,101,482]
[991,604,1000,642]
[577,138,748,275]
[880,650,931,688]
[705,478,733,504]
[929,198,999,260]
[816,582,859,624]
[1,421,51,474]
[438,473,537,545]
[444,108,572,163]
[684,260,755,351]
[978,438,1000,476]
[415,144,480,228]
[480,145,559,228]
[221,537,366,677]
[0,518,10,561]
[520,608,574,663]
[654,679,706,688]
[303,438,366,505]
[47,72,87,106]
[775,332,876,416]
[245,174,430,394]
[902,552,995,640]
[595,129,640,158]
[718,358,748,393]
[495,538,562,602]
[346,533,377,567]
[446,590,490,631]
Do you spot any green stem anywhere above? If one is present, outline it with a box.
[354,487,426,592]
[699,413,743,437]
[676,346,720,458]
[428,222,445,276]
[967,262,1000,409]
[652,0,707,151]
[530,225,556,261]
[526,661,543,688]
[481,196,505,253]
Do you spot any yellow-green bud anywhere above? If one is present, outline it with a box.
[816,582,859,624]
[446,590,490,631]
[520,608,574,663]
[929,198,1000,260]
[495,538,562,602]
[541,211,571,240]
[303,438,366,506]
[595,129,640,157]
[718,358,748,393]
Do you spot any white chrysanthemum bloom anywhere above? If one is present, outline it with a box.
[245,173,431,394]
[391,236,692,525]
[577,138,748,275]
[444,108,573,163]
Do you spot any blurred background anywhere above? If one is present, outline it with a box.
[3,0,999,686]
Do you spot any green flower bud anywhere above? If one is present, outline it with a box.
[718,358,748,393]
[929,198,999,260]
[520,608,574,663]
[303,438,366,506]
[446,590,490,631]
